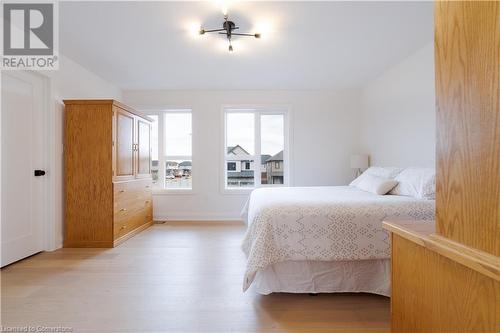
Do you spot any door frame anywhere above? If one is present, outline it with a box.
[1,70,56,253]
[43,72,58,251]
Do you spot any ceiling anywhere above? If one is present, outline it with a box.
[60,1,433,90]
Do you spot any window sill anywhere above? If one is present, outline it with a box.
[152,188,195,196]
[220,188,254,195]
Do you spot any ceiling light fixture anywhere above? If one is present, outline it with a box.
[199,14,260,52]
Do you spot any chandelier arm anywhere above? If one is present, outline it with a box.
[203,28,226,33]
[230,33,257,37]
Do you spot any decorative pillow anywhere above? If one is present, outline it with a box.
[356,174,399,195]
[389,167,436,199]
[350,166,403,186]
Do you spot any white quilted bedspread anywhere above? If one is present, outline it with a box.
[241,186,435,291]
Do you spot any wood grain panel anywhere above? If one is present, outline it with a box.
[64,103,113,247]
[64,99,153,122]
[383,220,500,282]
[435,1,500,256]
[115,109,135,179]
[136,119,151,178]
[392,234,499,333]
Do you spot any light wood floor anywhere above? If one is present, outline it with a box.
[1,222,390,333]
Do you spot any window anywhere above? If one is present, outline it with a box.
[224,109,288,189]
[147,110,192,190]
[149,115,159,185]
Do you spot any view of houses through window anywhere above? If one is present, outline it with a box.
[148,111,192,189]
[225,111,286,188]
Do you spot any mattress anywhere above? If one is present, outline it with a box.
[242,186,435,291]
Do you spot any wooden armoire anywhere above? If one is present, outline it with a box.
[384,2,499,332]
[64,100,153,247]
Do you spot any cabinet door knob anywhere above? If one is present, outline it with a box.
[120,208,127,212]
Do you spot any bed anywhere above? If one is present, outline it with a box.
[241,185,435,296]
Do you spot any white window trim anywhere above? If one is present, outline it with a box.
[139,109,194,195]
[220,105,292,195]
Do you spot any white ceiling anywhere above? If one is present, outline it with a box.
[60,1,433,90]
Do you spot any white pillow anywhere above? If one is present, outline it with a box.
[389,167,436,199]
[356,174,399,195]
[350,166,403,186]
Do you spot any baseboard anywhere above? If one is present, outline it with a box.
[63,240,114,248]
[154,211,244,222]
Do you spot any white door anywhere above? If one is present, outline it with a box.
[1,71,46,267]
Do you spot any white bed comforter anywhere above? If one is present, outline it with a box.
[241,186,435,291]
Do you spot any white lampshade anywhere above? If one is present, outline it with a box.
[350,154,369,170]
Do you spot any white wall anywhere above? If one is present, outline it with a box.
[43,55,122,249]
[123,90,361,221]
[359,43,435,167]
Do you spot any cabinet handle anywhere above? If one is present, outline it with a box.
[120,208,127,212]
[121,225,127,230]
[119,190,125,193]
[145,200,150,204]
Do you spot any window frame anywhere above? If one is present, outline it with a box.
[221,106,291,194]
[142,109,194,195]
[227,162,237,171]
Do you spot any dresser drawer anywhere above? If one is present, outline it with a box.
[114,219,133,238]
[114,179,152,201]
[114,198,152,222]
[114,205,152,239]
[112,179,152,240]
[113,180,152,216]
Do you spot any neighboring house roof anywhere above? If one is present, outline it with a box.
[261,155,271,164]
[179,161,192,167]
[227,145,250,156]
[266,150,283,162]
[166,161,178,166]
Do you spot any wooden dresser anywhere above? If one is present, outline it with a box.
[64,100,153,247]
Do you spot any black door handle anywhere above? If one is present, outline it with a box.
[34,170,46,176]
